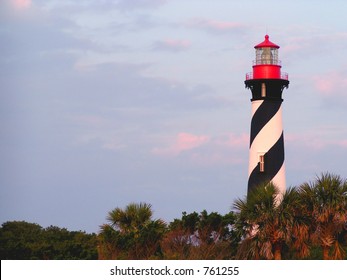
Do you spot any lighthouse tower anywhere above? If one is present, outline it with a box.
[245,35,289,195]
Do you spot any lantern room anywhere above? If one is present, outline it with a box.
[246,35,288,80]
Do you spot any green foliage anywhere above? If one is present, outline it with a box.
[98,202,166,259]
[162,210,239,259]
[234,182,313,260]
[234,173,347,260]
[107,202,153,233]
[298,172,347,259]
[0,221,43,259]
[0,221,98,260]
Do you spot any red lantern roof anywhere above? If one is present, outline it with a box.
[254,35,280,49]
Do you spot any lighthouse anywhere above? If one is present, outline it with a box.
[245,35,289,196]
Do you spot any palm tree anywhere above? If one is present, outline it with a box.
[234,182,310,260]
[106,202,153,234]
[98,202,166,259]
[298,173,347,259]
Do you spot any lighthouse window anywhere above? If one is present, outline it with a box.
[261,83,266,97]
[256,48,278,65]
[259,155,265,172]
[261,48,272,64]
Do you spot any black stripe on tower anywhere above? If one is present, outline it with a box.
[247,132,285,193]
[250,100,282,147]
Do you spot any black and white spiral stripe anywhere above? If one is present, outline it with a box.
[248,99,286,195]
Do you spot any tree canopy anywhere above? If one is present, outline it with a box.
[0,221,98,260]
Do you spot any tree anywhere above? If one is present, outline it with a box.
[0,221,98,259]
[41,226,98,259]
[106,202,153,234]
[0,221,43,259]
[161,210,239,259]
[98,202,166,259]
[298,172,347,259]
[234,182,310,260]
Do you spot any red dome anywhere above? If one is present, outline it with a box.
[254,35,280,49]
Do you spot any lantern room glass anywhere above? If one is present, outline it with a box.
[255,47,278,65]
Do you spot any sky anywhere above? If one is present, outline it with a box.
[1,0,347,233]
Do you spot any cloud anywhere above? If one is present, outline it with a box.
[222,133,249,148]
[186,18,246,34]
[188,129,344,182]
[312,70,347,97]
[13,0,31,9]
[152,132,249,166]
[285,128,347,185]
[282,31,347,62]
[0,0,33,19]
[190,133,249,166]
[115,0,167,11]
[65,62,225,113]
[153,39,192,52]
[152,132,210,156]
[286,129,347,151]
[338,140,347,148]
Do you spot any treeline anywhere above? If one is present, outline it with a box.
[1,173,347,260]
[98,206,239,260]
[0,221,98,259]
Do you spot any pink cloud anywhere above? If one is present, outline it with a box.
[152,132,209,156]
[154,39,191,52]
[339,139,347,149]
[13,0,31,9]
[203,20,242,30]
[286,132,347,151]
[286,132,327,150]
[337,139,347,148]
[187,133,248,166]
[152,132,249,166]
[223,133,249,148]
[116,0,167,11]
[176,132,209,150]
[282,32,347,62]
[186,18,245,33]
[281,35,313,56]
[312,71,347,96]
